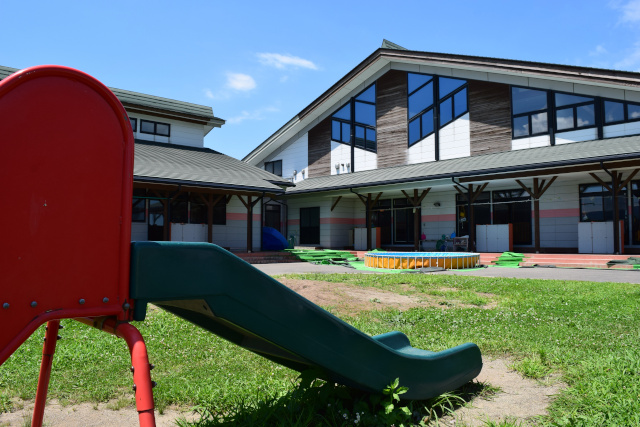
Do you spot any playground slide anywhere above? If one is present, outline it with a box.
[130,242,482,400]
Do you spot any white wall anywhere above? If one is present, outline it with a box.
[512,134,550,150]
[439,113,471,160]
[353,146,377,172]
[263,133,309,182]
[555,128,598,145]
[330,141,352,175]
[407,134,436,165]
[130,112,206,147]
[603,121,640,139]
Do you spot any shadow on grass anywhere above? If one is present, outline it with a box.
[176,377,496,427]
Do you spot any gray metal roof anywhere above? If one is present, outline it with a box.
[0,65,221,123]
[287,136,640,194]
[134,141,291,193]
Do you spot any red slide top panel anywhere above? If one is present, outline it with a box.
[0,66,134,365]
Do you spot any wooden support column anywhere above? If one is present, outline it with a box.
[516,176,557,253]
[590,169,639,254]
[401,189,431,251]
[355,192,382,250]
[454,183,488,252]
[237,195,261,252]
[199,194,225,244]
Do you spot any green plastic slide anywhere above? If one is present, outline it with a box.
[129,242,482,400]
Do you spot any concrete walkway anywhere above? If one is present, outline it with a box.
[254,262,640,284]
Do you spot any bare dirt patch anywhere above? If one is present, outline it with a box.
[278,278,495,316]
[0,400,197,426]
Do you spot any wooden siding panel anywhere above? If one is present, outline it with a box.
[469,80,512,156]
[308,117,331,177]
[377,70,408,168]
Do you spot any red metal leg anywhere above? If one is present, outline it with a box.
[32,320,61,427]
[115,322,156,427]
[78,317,156,427]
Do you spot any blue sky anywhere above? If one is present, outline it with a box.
[3,1,640,159]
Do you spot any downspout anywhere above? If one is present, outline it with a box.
[259,192,265,251]
[350,187,368,249]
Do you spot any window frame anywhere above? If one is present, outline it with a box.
[553,91,596,133]
[407,73,469,147]
[129,117,137,132]
[602,98,640,126]
[510,86,551,139]
[140,119,171,137]
[264,160,283,177]
[330,84,377,153]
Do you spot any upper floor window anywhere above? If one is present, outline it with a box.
[265,160,282,176]
[511,87,549,138]
[604,99,640,125]
[331,84,377,152]
[555,93,595,131]
[129,117,137,132]
[140,119,170,137]
[407,74,468,146]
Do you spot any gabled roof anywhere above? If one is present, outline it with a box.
[285,136,640,194]
[0,65,224,131]
[134,140,292,194]
[244,44,640,165]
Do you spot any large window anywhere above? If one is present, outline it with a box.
[456,190,531,246]
[604,99,640,125]
[492,190,532,245]
[371,198,420,245]
[265,160,282,176]
[170,193,225,225]
[580,183,628,245]
[331,84,377,152]
[408,74,468,146]
[456,192,491,237]
[511,87,549,138]
[555,93,595,132]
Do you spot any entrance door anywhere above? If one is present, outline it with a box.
[148,199,165,241]
[264,203,282,232]
[300,207,320,244]
[392,199,417,244]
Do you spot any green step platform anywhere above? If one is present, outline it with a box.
[130,242,482,400]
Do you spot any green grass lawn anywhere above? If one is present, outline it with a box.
[1,273,639,426]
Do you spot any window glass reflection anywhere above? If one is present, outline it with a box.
[512,87,547,114]
[454,88,467,117]
[356,85,375,102]
[355,102,376,126]
[439,77,466,99]
[556,108,574,131]
[408,82,433,118]
[628,104,640,120]
[576,104,594,127]
[408,73,432,93]
[605,101,624,123]
[513,116,529,137]
[440,98,452,126]
[531,112,548,134]
[555,93,593,107]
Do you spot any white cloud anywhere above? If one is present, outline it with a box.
[226,73,256,91]
[226,106,280,125]
[615,40,640,70]
[589,45,608,56]
[204,89,215,99]
[257,53,318,70]
[618,0,640,22]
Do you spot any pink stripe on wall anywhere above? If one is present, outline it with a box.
[539,208,579,218]
[320,217,359,225]
[288,219,300,226]
[422,214,456,222]
[226,213,261,221]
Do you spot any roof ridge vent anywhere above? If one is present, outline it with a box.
[381,39,408,50]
